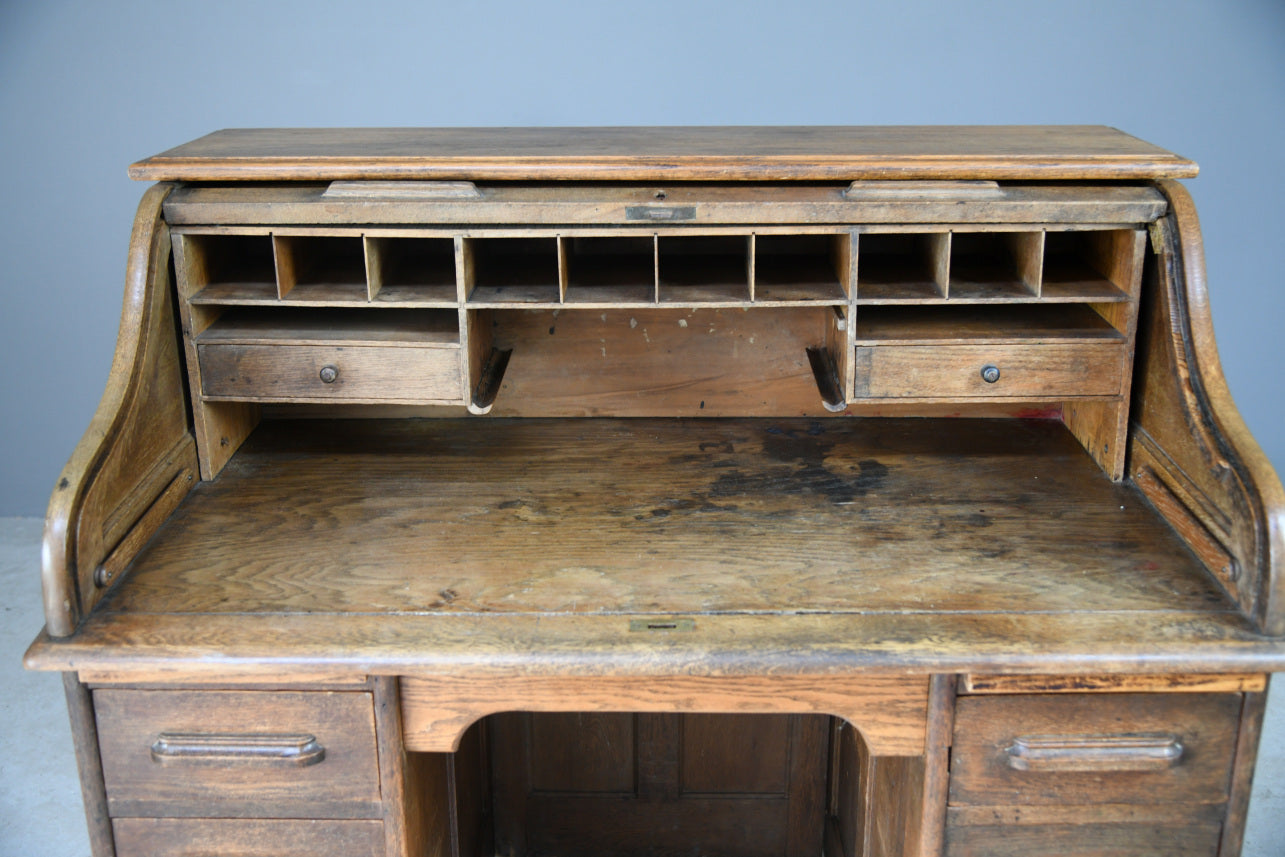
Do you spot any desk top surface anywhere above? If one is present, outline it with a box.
[29,417,1285,678]
[129,126,1197,182]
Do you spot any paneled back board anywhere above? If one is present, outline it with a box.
[26,128,1284,857]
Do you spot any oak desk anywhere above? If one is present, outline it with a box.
[26,127,1285,857]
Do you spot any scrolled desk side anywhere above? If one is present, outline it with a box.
[41,183,197,637]
[1130,179,1285,636]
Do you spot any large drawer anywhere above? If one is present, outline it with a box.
[944,818,1223,857]
[853,343,1125,399]
[112,818,384,857]
[198,342,463,402]
[95,689,383,819]
[949,692,1240,807]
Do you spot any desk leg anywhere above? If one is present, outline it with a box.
[63,672,115,857]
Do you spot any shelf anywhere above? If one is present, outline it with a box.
[563,236,656,305]
[274,235,368,302]
[1041,231,1131,302]
[467,237,561,305]
[753,234,847,303]
[947,231,1042,300]
[367,236,458,306]
[196,307,460,348]
[855,233,948,303]
[177,234,278,302]
[658,235,751,304]
[856,228,1135,305]
[854,304,1124,345]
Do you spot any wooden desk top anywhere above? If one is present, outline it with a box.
[129,126,1197,182]
[29,418,1285,678]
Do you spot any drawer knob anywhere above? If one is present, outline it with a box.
[319,365,339,384]
[980,365,1001,383]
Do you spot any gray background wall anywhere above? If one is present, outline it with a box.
[0,0,1282,512]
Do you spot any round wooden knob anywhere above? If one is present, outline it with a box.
[319,365,339,384]
[980,365,1001,383]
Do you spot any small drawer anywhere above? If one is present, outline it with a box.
[853,343,1124,399]
[949,692,1240,807]
[95,689,382,819]
[113,818,385,857]
[198,342,463,403]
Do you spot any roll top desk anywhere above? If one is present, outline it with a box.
[25,127,1285,857]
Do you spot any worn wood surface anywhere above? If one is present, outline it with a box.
[62,674,115,857]
[943,818,1222,857]
[95,689,382,819]
[42,183,197,636]
[1220,685,1268,857]
[372,678,408,857]
[949,692,1240,806]
[402,673,928,755]
[917,675,956,857]
[129,126,1196,181]
[198,342,463,403]
[111,818,385,857]
[1059,227,1147,479]
[165,183,1169,228]
[959,673,1266,694]
[31,608,1285,678]
[854,343,1124,399]
[488,308,834,415]
[1129,180,1285,636]
[82,417,1228,619]
[171,232,261,479]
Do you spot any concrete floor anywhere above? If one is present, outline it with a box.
[1,515,1281,856]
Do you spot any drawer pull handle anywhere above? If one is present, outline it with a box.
[319,365,339,384]
[1005,733,1183,772]
[150,732,326,767]
[980,365,1001,383]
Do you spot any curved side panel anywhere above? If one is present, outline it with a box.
[42,183,198,636]
[1129,180,1285,635]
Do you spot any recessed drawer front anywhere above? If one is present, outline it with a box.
[949,692,1240,807]
[113,818,384,857]
[198,342,463,402]
[95,689,382,819]
[853,343,1124,399]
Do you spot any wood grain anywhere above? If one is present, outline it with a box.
[85,418,1231,621]
[949,692,1240,807]
[42,183,197,635]
[164,183,1170,227]
[854,342,1124,399]
[1130,181,1285,635]
[402,673,928,755]
[111,818,384,857]
[959,673,1266,694]
[198,342,463,403]
[129,126,1197,181]
[30,608,1285,678]
[95,689,382,819]
[1220,686,1269,857]
[63,674,115,857]
[944,818,1222,857]
[491,712,825,857]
